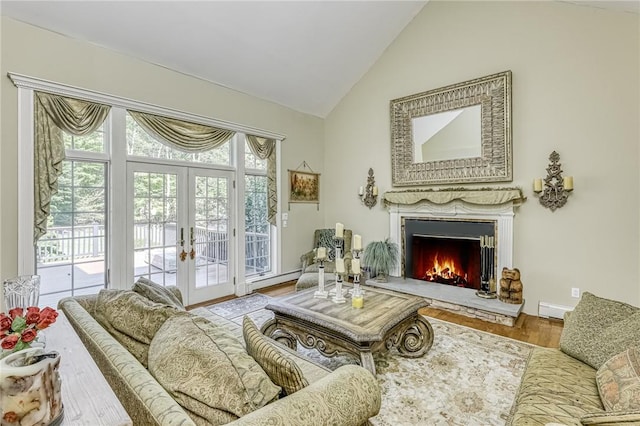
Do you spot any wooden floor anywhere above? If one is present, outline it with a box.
[200,281,564,348]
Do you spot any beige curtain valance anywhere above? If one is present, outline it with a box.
[246,135,277,225]
[128,110,235,153]
[383,188,526,206]
[34,92,111,242]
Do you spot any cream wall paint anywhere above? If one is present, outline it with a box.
[324,1,640,314]
[0,17,324,288]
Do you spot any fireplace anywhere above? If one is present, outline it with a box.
[404,219,494,290]
[411,236,481,289]
[387,190,522,296]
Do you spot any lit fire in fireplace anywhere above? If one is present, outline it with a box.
[423,253,468,286]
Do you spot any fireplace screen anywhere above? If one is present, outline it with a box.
[411,236,481,290]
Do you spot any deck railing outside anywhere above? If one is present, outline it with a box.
[37,223,270,274]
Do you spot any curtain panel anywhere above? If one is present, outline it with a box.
[246,135,277,225]
[34,92,111,242]
[128,110,235,153]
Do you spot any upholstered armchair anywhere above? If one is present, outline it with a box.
[296,228,353,291]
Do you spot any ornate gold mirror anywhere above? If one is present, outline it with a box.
[390,71,512,186]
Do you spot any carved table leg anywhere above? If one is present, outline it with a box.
[260,318,297,350]
[387,315,434,358]
[359,350,376,376]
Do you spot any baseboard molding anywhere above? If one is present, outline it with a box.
[247,270,301,291]
[538,302,572,319]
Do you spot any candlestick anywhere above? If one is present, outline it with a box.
[335,258,345,274]
[332,273,346,304]
[351,258,361,274]
[335,222,344,238]
[314,259,328,298]
[353,234,362,250]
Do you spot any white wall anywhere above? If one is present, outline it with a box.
[324,1,640,314]
[0,17,325,288]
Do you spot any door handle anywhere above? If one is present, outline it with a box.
[189,227,196,260]
[179,227,187,262]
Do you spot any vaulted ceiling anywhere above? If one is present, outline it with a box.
[1,1,637,117]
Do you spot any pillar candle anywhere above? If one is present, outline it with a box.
[352,295,364,309]
[353,234,362,250]
[358,186,364,196]
[563,176,573,190]
[317,247,326,260]
[372,186,378,196]
[352,258,361,274]
[335,222,344,238]
[335,258,345,274]
[533,179,543,192]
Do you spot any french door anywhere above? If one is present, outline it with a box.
[127,162,235,305]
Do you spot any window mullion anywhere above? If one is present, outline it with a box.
[235,134,247,295]
[110,107,128,290]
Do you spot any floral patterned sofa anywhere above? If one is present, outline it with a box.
[506,292,640,425]
[58,284,380,426]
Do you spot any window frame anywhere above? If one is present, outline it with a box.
[11,73,285,298]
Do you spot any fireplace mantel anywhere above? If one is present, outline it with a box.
[383,187,525,207]
[386,188,524,279]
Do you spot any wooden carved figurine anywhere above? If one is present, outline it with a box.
[499,267,523,304]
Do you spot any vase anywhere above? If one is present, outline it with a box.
[0,347,63,424]
[0,334,46,359]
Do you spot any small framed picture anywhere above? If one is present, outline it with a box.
[289,170,320,203]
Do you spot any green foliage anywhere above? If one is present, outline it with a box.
[362,238,399,278]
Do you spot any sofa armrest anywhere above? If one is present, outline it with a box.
[227,365,380,426]
[58,298,196,426]
[580,410,640,425]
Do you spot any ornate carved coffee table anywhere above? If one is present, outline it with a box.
[260,286,434,375]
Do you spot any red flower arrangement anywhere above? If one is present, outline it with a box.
[0,306,58,353]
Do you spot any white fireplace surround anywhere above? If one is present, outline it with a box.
[388,199,518,281]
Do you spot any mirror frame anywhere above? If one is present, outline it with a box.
[390,71,512,186]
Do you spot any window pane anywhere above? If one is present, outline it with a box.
[36,160,108,308]
[245,174,271,276]
[126,114,230,166]
[244,140,266,171]
[63,125,105,153]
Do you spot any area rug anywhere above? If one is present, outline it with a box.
[206,293,533,426]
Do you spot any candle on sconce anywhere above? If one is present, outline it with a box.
[335,258,345,274]
[335,222,344,238]
[317,247,327,260]
[563,176,574,190]
[372,186,378,196]
[358,186,364,196]
[352,258,361,274]
[533,178,543,192]
[353,234,362,250]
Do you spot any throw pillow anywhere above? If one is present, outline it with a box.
[94,289,180,367]
[559,292,640,369]
[132,277,185,310]
[242,316,309,396]
[148,313,281,426]
[596,347,640,411]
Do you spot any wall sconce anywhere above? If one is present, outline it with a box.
[358,168,378,209]
[533,151,574,211]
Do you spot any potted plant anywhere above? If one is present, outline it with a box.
[363,238,399,282]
